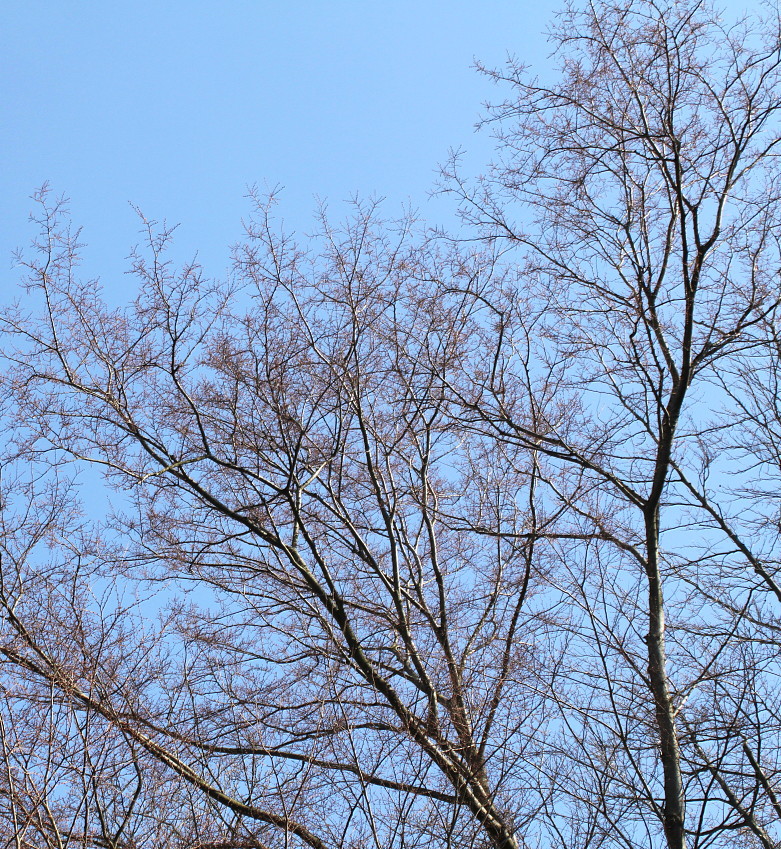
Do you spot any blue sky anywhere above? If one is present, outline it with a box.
[2,1,562,288]
[2,0,764,291]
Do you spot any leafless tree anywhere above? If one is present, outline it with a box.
[4,1,781,849]
[1,191,554,849]
[441,0,781,847]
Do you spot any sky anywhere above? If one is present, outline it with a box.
[2,0,764,294]
[2,1,562,291]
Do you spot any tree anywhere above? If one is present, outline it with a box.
[3,1,781,848]
[442,0,781,846]
[2,194,546,849]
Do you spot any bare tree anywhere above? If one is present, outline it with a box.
[1,192,554,849]
[442,0,781,847]
[4,1,781,848]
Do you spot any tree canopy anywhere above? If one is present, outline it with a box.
[3,2,781,848]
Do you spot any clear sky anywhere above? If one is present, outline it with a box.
[1,0,762,290]
[1,1,558,288]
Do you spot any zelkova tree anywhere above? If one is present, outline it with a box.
[1,197,543,849]
[442,0,781,847]
[3,2,781,849]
